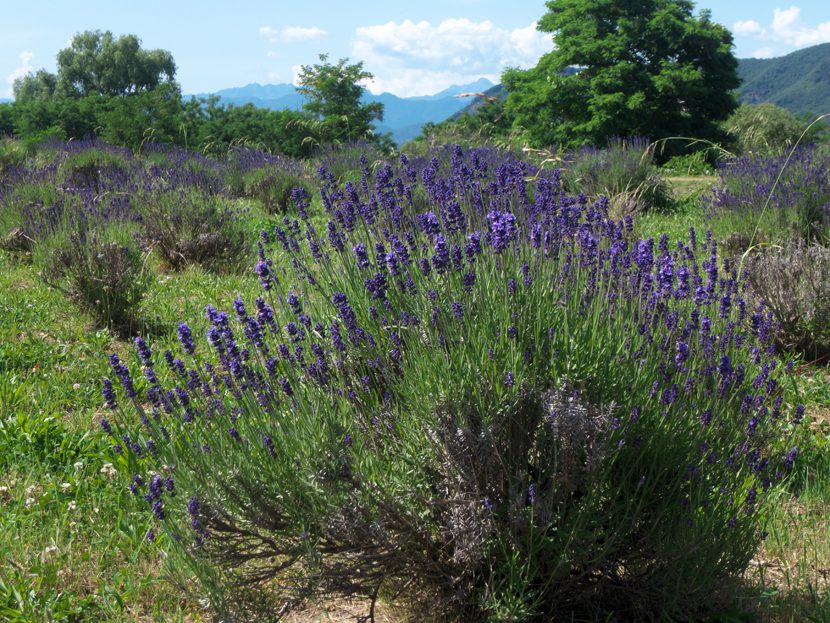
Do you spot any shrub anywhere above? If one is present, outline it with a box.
[242,167,311,215]
[661,149,717,176]
[57,145,131,193]
[562,136,672,218]
[138,190,248,272]
[43,227,149,334]
[745,240,830,362]
[709,148,830,246]
[723,103,818,156]
[102,148,800,621]
[0,139,28,177]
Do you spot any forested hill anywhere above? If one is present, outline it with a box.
[737,42,830,118]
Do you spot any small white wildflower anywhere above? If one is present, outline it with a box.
[72,383,81,390]
[67,501,77,511]
[25,497,36,508]
[73,461,84,471]
[100,463,117,479]
[42,545,59,557]
[61,482,72,493]
[25,484,36,496]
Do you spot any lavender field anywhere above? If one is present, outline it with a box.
[0,138,828,622]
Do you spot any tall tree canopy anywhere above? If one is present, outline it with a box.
[296,54,384,144]
[13,30,176,102]
[503,0,740,148]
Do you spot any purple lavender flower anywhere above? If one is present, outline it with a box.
[178,322,195,355]
[134,336,152,367]
[102,379,117,410]
[353,243,370,269]
[254,259,272,290]
[418,211,441,237]
[264,434,276,457]
[465,231,482,262]
[100,417,113,435]
[793,404,805,424]
[487,210,517,254]
[431,235,450,273]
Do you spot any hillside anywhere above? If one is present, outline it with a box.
[737,42,830,117]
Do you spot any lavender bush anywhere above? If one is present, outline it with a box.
[745,241,830,361]
[101,147,800,621]
[241,164,310,215]
[137,189,248,272]
[710,148,830,248]
[43,226,149,334]
[562,136,672,218]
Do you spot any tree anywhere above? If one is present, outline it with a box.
[296,54,384,144]
[13,69,58,103]
[503,0,740,149]
[56,30,176,97]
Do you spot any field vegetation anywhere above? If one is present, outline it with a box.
[1,2,830,622]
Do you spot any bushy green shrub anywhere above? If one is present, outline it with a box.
[103,148,800,621]
[563,137,673,218]
[137,190,247,272]
[662,149,718,176]
[43,226,149,334]
[723,104,819,156]
[57,145,131,192]
[0,139,29,175]
[242,167,310,214]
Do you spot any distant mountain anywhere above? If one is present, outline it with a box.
[407,78,495,101]
[737,43,830,118]
[185,79,495,144]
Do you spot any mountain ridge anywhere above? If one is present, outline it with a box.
[185,78,495,144]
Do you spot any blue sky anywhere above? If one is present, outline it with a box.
[2,1,829,98]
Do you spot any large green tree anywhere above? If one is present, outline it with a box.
[12,69,58,102]
[503,0,740,148]
[57,30,176,97]
[13,30,176,102]
[296,54,384,144]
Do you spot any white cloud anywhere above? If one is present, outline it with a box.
[352,19,553,97]
[733,20,764,37]
[259,25,328,44]
[6,50,34,96]
[733,6,830,50]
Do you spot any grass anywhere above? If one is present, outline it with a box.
[0,147,827,621]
